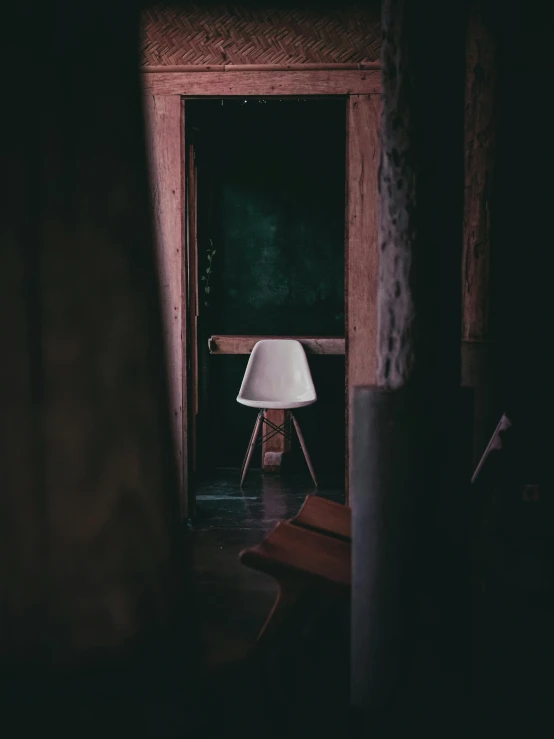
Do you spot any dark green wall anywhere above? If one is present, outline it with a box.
[189,99,346,478]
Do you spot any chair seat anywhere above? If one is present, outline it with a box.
[237,397,316,410]
[237,339,317,408]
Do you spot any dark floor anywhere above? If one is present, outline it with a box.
[186,473,554,739]
[5,470,554,737]
[188,468,350,738]
[1,470,349,739]
[187,471,554,739]
[191,468,345,668]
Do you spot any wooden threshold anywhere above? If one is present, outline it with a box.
[208,335,345,355]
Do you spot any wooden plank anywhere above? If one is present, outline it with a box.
[345,95,380,388]
[240,522,351,591]
[262,409,290,472]
[142,70,381,97]
[145,94,186,515]
[208,335,345,355]
[291,496,351,541]
[345,94,380,501]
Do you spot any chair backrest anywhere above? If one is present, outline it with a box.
[237,340,316,404]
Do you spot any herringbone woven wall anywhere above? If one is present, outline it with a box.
[141,4,381,66]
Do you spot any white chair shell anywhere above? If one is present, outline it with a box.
[237,339,317,410]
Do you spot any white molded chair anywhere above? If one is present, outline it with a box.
[237,339,318,487]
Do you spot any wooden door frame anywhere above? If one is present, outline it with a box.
[143,65,381,516]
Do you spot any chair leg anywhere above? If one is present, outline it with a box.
[291,413,318,487]
[240,411,260,474]
[256,583,302,647]
[240,410,264,487]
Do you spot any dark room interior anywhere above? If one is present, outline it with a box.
[2,1,554,738]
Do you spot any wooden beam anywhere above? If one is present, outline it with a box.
[144,94,186,515]
[462,2,498,343]
[208,335,345,355]
[461,2,500,463]
[345,94,380,502]
[291,495,351,542]
[262,409,290,472]
[142,70,381,97]
[345,95,380,389]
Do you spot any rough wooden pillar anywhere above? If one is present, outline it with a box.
[345,94,380,500]
[351,0,466,733]
[462,1,499,462]
[0,0,189,686]
[376,9,463,391]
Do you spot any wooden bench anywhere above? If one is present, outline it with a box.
[291,494,351,541]
[239,495,351,645]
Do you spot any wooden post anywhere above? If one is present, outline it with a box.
[144,93,187,516]
[462,1,499,463]
[262,409,290,472]
[351,0,466,733]
[345,94,380,500]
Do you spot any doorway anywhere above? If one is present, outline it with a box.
[186,98,346,489]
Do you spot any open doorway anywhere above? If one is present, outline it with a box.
[186,98,346,495]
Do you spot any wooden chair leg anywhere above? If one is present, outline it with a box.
[291,413,318,487]
[257,583,302,647]
[240,411,264,487]
[241,411,260,474]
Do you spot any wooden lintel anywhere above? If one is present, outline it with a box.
[208,335,345,355]
[142,70,381,97]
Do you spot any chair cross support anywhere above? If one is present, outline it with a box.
[258,414,294,446]
[240,409,318,488]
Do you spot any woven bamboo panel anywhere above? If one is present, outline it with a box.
[141,4,381,67]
